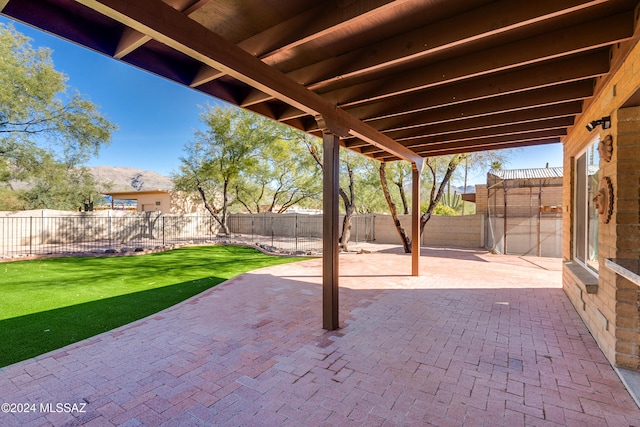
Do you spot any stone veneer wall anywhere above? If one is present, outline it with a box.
[562,37,640,369]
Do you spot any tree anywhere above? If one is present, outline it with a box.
[234,131,321,213]
[22,157,99,210]
[420,154,466,234]
[379,162,412,253]
[380,151,509,253]
[0,23,115,210]
[173,105,277,234]
[307,140,379,251]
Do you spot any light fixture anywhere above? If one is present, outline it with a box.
[586,116,611,131]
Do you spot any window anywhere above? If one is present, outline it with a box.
[574,138,600,272]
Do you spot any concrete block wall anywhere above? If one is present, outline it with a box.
[0,210,218,249]
[373,214,484,248]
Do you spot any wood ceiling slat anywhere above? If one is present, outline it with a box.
[375,104,581,143]
[237,0,406,61]
[277,50,609,122]
[2,0,121,55]
[361,81,593,134]
[317,12,633,108]
[360,117,574,155]
[283,0,608,86]
[239,8,632,108]
[317,101,585,138]
[396,139,563,159]
[377,130,565,160]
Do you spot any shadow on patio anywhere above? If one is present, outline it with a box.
[0,247,638,426]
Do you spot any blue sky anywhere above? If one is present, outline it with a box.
[2,16,563,184]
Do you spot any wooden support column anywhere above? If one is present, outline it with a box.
[322,130,340,330]
[411,164,421,276]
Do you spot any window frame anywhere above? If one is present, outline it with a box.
[573,137,600,274]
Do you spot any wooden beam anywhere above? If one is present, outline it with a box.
[343,50,610,122]
[240,0,612,107]
[189,64,224,87]
[76,0,423,168]
[406,129,567,155]
[365,81,593,134]
[114,27,152,59]
[344,103,582,148]
[177,0,211,16]
[238,0,406,61]
[276,50,608,122]
[114,0,209,60]
[322,131,340,330]
[299,0,608,84]
[377,130,565,160]
[361,117,574,155]
[388,103,581,137]
[382,138,562,161]
[411,164,421,276]
[315,11,633,108]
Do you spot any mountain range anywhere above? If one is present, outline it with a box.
[90,166,173,192]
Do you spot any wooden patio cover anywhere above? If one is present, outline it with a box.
[3,0,639,329]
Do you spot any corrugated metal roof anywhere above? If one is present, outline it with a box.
[488,167,563,180]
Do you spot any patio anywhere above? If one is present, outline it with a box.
[1,247,639,426]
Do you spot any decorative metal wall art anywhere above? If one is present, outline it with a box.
[593,176,614,224]
[598,134,613,163]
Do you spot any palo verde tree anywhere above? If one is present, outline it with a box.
[380,151,508,253]
[0,23,116,210]
[379,161,413,253]
[173,105,278,235]
[234,130,322,213]
[307,139,382,251]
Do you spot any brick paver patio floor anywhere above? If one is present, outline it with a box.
[1,247,639,426]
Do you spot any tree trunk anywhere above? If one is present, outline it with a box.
[197,181,230,235]
[395,180,409,215]
[340,205,354,251]
[220,179,230,235]
[380,163,412,253]
[310,143,356,251]
[338,165,356,251]
[419,156,460,235]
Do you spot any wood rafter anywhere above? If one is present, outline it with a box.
[361,117,574,156]
[3,0,638,164]
[74,0,423,168]
[240,6,631,107]
[344,103,582,149]
[278,50,610,122]
[378,132,564,160]
[320,12,632,108]
[113,0,210,60]
[331,81,594,137]
[237,0,408,61]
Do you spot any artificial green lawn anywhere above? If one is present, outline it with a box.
[0,245,301,367]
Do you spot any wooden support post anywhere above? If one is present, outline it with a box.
[322,131,340,330]
[411,164,421,276]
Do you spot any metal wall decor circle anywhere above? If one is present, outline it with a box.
[593,176,614,224]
